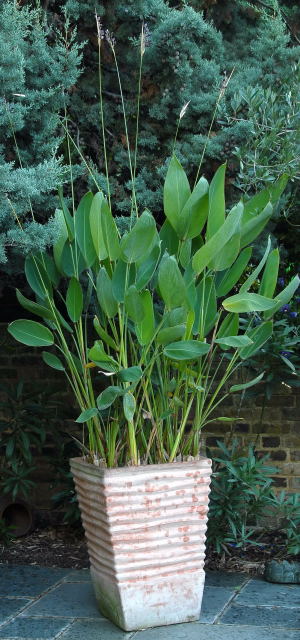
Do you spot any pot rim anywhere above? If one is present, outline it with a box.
[70,455,212,478]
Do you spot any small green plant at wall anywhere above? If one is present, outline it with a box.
[7,156,299,467]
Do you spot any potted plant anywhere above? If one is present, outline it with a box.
[264,492,300,584]
[8,158,299,630]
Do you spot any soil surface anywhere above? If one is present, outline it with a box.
[1,525,293,575]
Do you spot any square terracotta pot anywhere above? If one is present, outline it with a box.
[70,456,211,631]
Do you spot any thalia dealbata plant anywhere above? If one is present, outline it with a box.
[8,160,299,467]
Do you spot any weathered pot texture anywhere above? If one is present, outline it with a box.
[70,456,212,631]
[264,559,300,584]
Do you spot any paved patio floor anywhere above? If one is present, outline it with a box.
[0,564,299,639]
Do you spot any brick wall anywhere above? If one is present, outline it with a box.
[201,389,300,493]
[1,324,299,514]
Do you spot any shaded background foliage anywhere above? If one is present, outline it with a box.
[1,0,299,290]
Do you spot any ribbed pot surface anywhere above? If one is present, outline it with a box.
[70,457,212,631]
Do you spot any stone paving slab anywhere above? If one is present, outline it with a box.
[220,603,300,628]
[205,570,248,589]
[0,566,68,598]
[23,582,102,619]
[0,599,33,625]
[59,619,131,639]
[235,577,300,608]
[134,623,300,640]
[199,586,235,623]
[0,615,70,639]
[0,565,299,639]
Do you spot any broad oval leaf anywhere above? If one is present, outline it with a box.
[193,276,217,338]
[179,177,209,239]
[125,285,145,323]
[25,254,52,300]
[89,192,108,260]
[16,289,53,321]
[118,366,143,383]
[93,317,118,351]
[240,202,273,248]
[206,163,226,240]
[121,210,158,263]
[97,386,123,411]
[156,324,186,345]
[240,321,273,360]
[240,236,271,293]
[163,340,210,360]
[230,371,265,392]
[123,392,136,422]
[66,277,83,322]
[192,202,243,275]
[75,192,97,267]
[136,243,161,291]
[76,407,98,423]
[42,351,65,371]
[159,220,179,256]
[61,241,86,277]
[217,312,239,339]
[223,292,277,313]
[163,155,191,235]
[100,197,120,260]
[135,290,155,345]
[158,254,187,310]
[259,249,279,299]
[8,320,54,347]
[215,335,253,348]
[216,247,252,298]
[97,268,118,318]
[112,259,135,303]
[53,208,68,274]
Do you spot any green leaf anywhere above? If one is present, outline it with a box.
[93,317,118,351]
[66,277,83,322]
[217,313,239,339]
[125,285,145,323]
[216,247,252,297]
[240,236,271,292]
[193,276,217,338]
[240,202,273,248]
[159,220,179,256]
[100,197,120,260]
[135,290,155,345]
[76,407,98,423]
[136,243,161,290]
[179,176,209,239]
[264,275,300,319]
[112,259,135,303]
[8,320,54,347]
[230,371,265,392]
[192,202,243,275]
[163,340,210,360]
[259,249,279,298]
[223,292,277,313]
[179,239,191,268]
[25,254,52,300]
[88,340,119,372]
[61,241,86,277]
[42,351,65,371]
[158,254,187,310]
[215,335,253,348]
[75,192,97,267]
[97,386,123,411]
[123,392,136,422]
[120,210,158,263]
[211,229,241,272]
[163,154,191,235]
[40,254,60,288]
[53,208,68,274]
[240,321,273,359]
[118,366,143,383]
[156,324,186,345]
[16,289,54,321]
[97,268,118,318]
[58,188,74,241]
[89,192,108,261]
[206,164,226,240]
[243,174,288,220]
